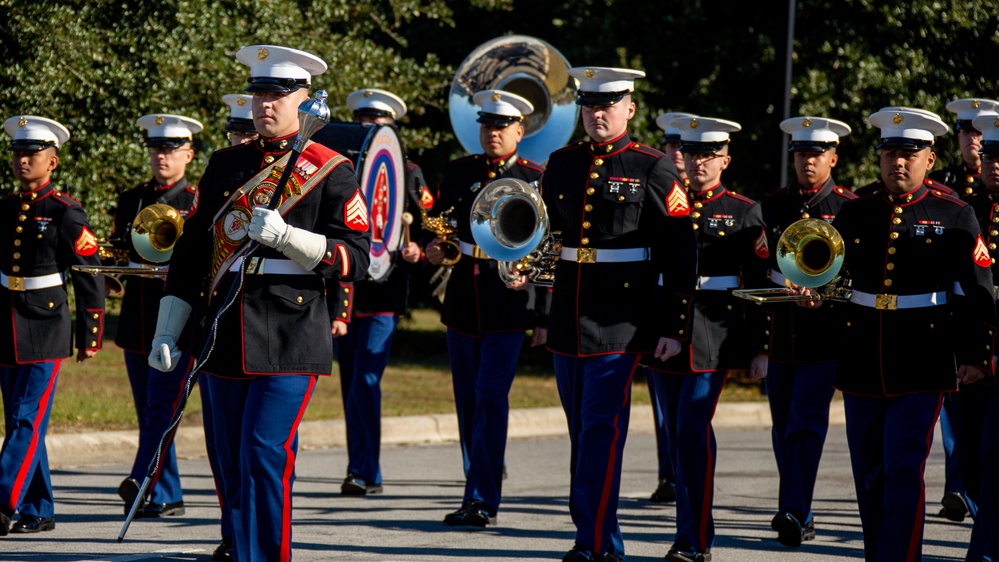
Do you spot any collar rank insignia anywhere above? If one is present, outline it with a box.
[666,180,690,217]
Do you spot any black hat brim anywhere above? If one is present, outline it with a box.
[225,118,257,133]
[575,90,629,106]
[679,141,728,154]
[245,77,309,94]
[146,137,192,149]
[877,137,934,150]
[476,112,521,127]
[9,140,57,152]
[788,141,838,153]
[980,141,999,155]
[955,120,979,133]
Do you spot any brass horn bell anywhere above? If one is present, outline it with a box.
[733,218,849,304]
[131,203,184,263]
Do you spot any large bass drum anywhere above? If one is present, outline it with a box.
[311,122,407,281]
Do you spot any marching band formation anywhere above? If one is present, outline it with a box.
[1,39,998,562]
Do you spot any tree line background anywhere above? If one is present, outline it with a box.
[2,0,998,237]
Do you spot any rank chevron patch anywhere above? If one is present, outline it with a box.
[75,226,98,256]
[974,233,992,268]
[666,181,690,217]
[754,228,770,258]
[345,189,370,231]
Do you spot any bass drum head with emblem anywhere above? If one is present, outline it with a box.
[311,122,406,281]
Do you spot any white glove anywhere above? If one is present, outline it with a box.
[148,295,192,372]
[248,207,289,249]
[248,207,328,270]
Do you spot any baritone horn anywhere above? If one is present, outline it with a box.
[732,218,851,303]
[469,178,559,286]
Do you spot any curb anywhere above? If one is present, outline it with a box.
[47,400,846,469]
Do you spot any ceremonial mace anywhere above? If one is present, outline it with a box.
[118,90,331,542]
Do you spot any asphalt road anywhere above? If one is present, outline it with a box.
[0,424,973,561]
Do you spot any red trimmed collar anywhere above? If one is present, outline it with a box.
[588,131,631,156]
[688,183,725,202]
[882,184,928,206]
[20,181,53,200]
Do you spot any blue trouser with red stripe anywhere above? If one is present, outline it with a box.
[646,368,676,485]
[650,369,727,553]
[447,329,523,512]
[204,373,317,562]
[199,376,233,541]
[336,314,399,485]
[555,353,637,559]
[844,392,942,562]
[124,350,190,505]
[0,361,60,519]
[764,360,836,523]
[962,385,999,560]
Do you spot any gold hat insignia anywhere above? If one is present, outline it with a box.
[363,90,374,97]
[892,113,903,125]
[802,117,812,127]
[236,97,246,106]
[585,69,595,79]
[491,92,502,102]
[972,100,981,109]
[17,116,27,128]
[257,47,269,60]
[690,118,699,129]
[155,115,164,125]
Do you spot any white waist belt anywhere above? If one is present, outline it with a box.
[657,274,739,290]
[850,290,947,310]
[1,272,63,291]
[560,247,650,264]
[229,257,310,275]
[770,270,789,287]
[458,241,489,259]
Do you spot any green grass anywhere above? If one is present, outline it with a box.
[5,308,767,434]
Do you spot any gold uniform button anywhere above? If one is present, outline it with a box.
[765,330,770,336]
[884,279,893,287]
[855,238,861,244]
[618,196,625,201]
[682,299,688,304]
[199,292,205,297]
[764,344,769,350]
[584,204,593,212]
[892,217,901,225]
[930,324,934,329]
[93,313,99,319]
[212,291,217,297]
[890,232,899,240]
[559,194,564,200]
[13,252,20,260]
[991,243,997,250]
[846,321,851,327]
[92,327,98,333]
[968,176,975,184]
[693,202,703,209]
[886,263,894,270]
[691,211,701,219]
[19,214,26,221]
[894,206,903,214]
[488,171,497,179]
[13,240,20,247]
[992,230,998,236]
[21,204,29,211]
[48,302,54,308]
[801,212,810,219]
[727,304,733,310]
[680,314,686,320]
[264,155,275,164]
[926,238,932,244]
[594,158,604,166]
[589,172,599,179]
[16,226,23,233]
[344,287,351,293]
[91,341,97,347]
[678,330,684,335]
[223,191,230,197]
[888,247,896,254]
[343,300,349,306]
[327,251,332,258]
[586,188,595,195]
[623,282,629,288]
[582,221,591,229]
[693,223,700,230]
[718,231,726,236]
[296,296,303,303]
[993,216,999,223]
[341,312,348,318]
[12,266,19,272]
[967,187,975,195]
[581,237,590,245]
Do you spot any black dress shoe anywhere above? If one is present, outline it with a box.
[442,499,495,527]
[562,544,600,562]
[212,536,234,561]
[649,478,676,503]
[136,501,185,518]
[118,477,142,515]
[0,510,11,537]
[664,544,712,562]
[940,491,969,522]
[10,516,55,533]
[771,510,815,547]
[340,473,383,496]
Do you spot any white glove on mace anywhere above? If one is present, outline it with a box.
[248,206,328,271]
[148,295,192,372]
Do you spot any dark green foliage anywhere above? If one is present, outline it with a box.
[3,0,997,235]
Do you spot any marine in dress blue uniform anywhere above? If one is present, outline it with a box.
[541,67,697,562]
[425,89,545,528]
[114,113,202,520]
[644,111,696,505]
[832,108,996,562]
[330,88,429,496]
[0,116,105,535]
[927,99,999,524]
[645,116,771,562]
[760,116,856,546]
[956,112,999,562]
[149,45,371,562]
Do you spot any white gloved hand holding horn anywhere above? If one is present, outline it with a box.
[148,295,192,372]
[247,206,328,270]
